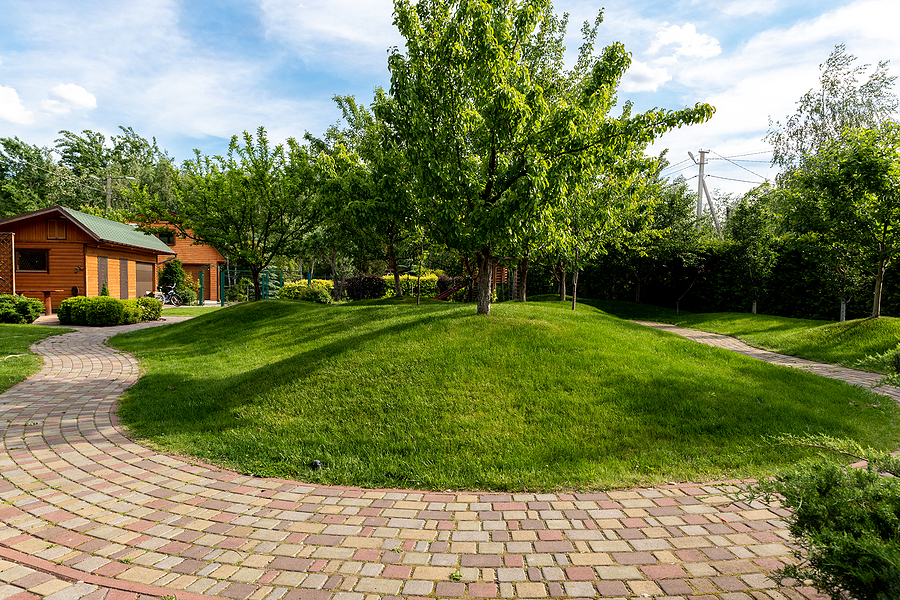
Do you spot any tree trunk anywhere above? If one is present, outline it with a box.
[558,264,566,301]
[840,297,847,322]
[571,269,579,311]
[872,261,887,317]
[310,257,315,279]
[476,248,493,315]
[634,280,641,303]
[751,299,757,314]
[251,267,262,301]
[517,255,529,302]
[388,253,401,297]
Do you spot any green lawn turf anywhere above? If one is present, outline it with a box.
[161,306,224,317]
[592,300,900,372]
[110,299,900,491]
[0,324,72,393]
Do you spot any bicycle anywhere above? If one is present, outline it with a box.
[154,284,183,307]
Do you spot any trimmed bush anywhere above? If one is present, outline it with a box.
[277,280,333,304]
[137,297,163,321]
[159,259,197,305]
[86,297,124,327]
[0,294,45,324]
[58,296,163,326]
[381,274,440,299]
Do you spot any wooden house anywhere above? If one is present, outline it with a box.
[153,225,226,302]
[0,206,175,312]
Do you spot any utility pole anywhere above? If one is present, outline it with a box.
[106,174,112,212]
[688,150,723,239]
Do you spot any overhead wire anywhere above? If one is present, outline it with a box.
[707,174,766,185]
[710,150,769,182]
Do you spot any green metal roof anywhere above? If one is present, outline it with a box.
[59,207,176,254]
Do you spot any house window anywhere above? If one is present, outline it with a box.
[157,231,176,245]
[47,219,67,240]
[16,249,49,272]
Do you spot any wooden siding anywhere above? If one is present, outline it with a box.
[12,217,94,244]
[14,242,86,309]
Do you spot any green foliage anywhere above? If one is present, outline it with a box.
[725,185,778,309]
[58,296,161,326]
[766,44,898,176]
[136,127,318,300]
[159,259,196,305]
[754,435,900,599]
[277,280,333,304]
[0,295,45,324]
[86,296,124,326]
[381,274,439,299]
[100,282,110,296]
[136,297,162,321]
[786,122,900,317]
[385,0,713,314]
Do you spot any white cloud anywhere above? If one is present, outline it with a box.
[647,23,721,59]
[621,60,672,93]
[0,86,34,124]
[259,0,402,72]
[47,83,97,111]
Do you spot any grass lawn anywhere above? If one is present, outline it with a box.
[162,306,224,317]
[593,300,900,372]
[0,324,72,393]
[110,299,900,491]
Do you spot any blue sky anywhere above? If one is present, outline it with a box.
[0,0,896,196]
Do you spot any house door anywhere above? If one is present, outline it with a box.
[136,262,154,297]
[120,259,129,299]
[97,256,108,295]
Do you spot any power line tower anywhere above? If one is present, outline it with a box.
[688,150,722,239]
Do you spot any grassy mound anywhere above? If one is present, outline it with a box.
[111,300,900,491]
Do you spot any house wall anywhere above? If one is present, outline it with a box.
[85,246,158,301]
[14,242,86,309]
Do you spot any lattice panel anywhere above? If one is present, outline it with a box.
[0,233,13,294]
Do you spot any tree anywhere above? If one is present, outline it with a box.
[725,184,778,314]
[787,122,900,317]
[766,44,898,176]
[0,137,56,218]
[137,128,319,300]
[313,93,416,298]
[384,0,713,315]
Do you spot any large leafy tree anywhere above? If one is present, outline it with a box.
[787,122,900,317]
[384,0,713,314]
[766,44,898,177]
[313,93,416,297]
[137,128,319,300]
[0,137,56,218]
[725,184,779,314]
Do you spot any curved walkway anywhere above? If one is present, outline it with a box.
[0,321,842,600]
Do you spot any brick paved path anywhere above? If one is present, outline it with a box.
[0,320,837,600]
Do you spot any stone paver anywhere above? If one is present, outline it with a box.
[0,318,835,599]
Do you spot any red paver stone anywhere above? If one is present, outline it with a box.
[468,582,498,598]
[641,564,688,579]
[565,567,596,581]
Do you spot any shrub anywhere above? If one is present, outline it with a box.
[224,277,254,302]
[0,295,45,324]
[345,275,387,301]
[753,435,900,599]
[100,282,110,296]
[382,274,440,298]
[58,296,162,326]
[137,297,162,322]
[277,280,333,304]
[159,259,196,305]
[86,297,125,327]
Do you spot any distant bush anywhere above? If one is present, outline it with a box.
[382,274,439,299]
[58,296,163,326]
[159,259,196,305]
[345,275,387,301]
[0,295,45,324]
[224,277,254,302]
[277,280,333,304]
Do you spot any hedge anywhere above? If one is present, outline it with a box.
[381,274,440,299]
[0,295,45,324]
[276,280,333,304]
[58,296,163,326]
